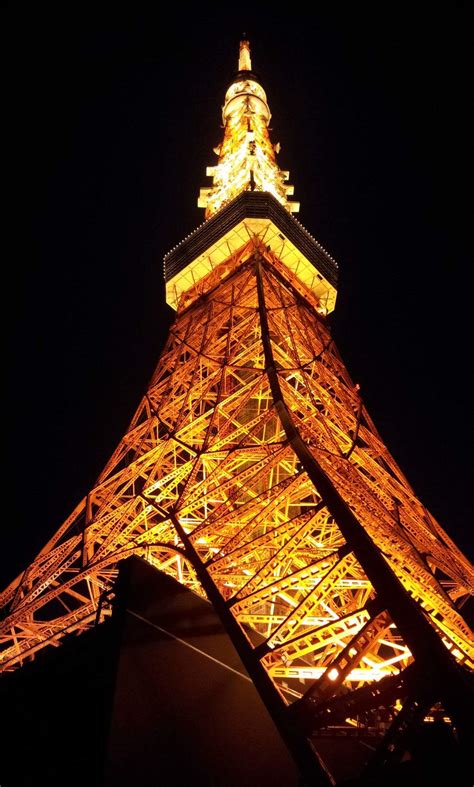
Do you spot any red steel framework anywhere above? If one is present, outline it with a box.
[1,40,473,784]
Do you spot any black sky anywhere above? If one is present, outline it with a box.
[2,5,472,590]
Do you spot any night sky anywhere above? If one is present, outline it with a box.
[2,6,472,592]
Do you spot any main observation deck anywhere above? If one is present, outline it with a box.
[164,192,338,314]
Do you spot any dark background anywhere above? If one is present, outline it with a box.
[2,5,472,590]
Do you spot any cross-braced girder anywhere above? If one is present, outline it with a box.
[1,239,473,782]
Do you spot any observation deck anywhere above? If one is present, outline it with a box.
[164,192,338,313]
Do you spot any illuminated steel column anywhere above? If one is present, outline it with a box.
[1,40,473,784]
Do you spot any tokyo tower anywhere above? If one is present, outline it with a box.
[1,40,473,785]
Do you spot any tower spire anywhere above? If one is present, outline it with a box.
[238,38,252,71]
[198,40,299,218]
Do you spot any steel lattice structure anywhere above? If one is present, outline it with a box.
[1,40,473,784]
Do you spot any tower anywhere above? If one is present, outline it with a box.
[1,38,473,784]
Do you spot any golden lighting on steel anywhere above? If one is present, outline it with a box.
[0,40,472,777]
[198,41,299,218]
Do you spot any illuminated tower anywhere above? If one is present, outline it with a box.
[1,41,473,785]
